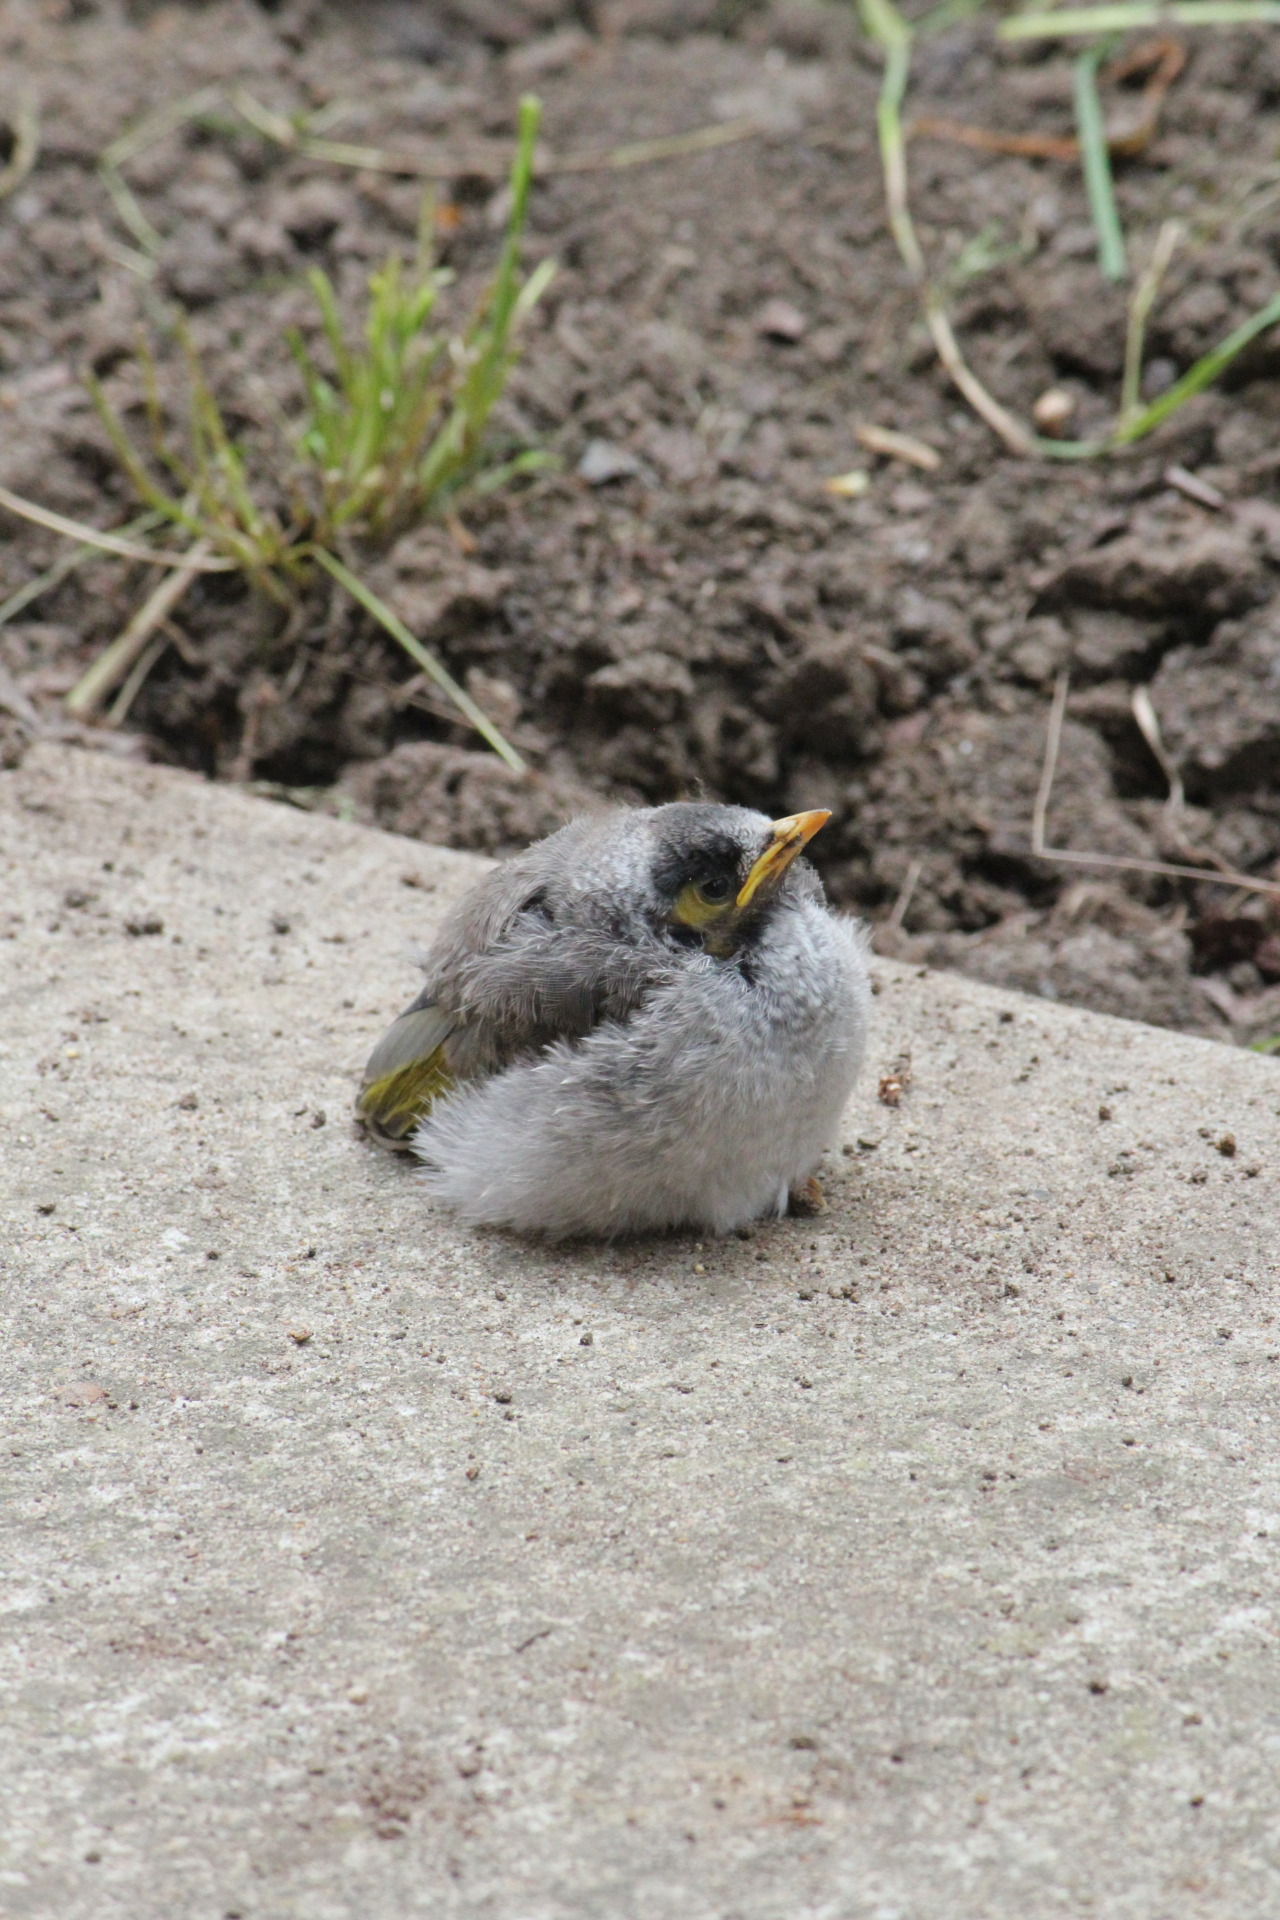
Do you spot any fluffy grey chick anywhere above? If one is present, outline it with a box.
[356,802,870,1238]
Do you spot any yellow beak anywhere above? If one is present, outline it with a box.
[735,810,831,910]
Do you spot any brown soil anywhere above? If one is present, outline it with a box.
[3,0,1280,1046]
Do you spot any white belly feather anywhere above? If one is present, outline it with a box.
[415,903,871,1239]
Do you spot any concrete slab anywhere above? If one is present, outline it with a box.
[2,743,1278,1920]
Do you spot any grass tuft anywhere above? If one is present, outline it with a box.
[59,96,553,763]
[287,95,556,546]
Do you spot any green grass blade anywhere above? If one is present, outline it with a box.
[467,448,558,497]
[414,96,551,502]
[1074,40,1126,282]
[858,0,924,281]
[1002,1,1280,36]
[177,326,270,545]
[99,162,163,257]
[450,97,544,431]
[512,255,558,325]
[307,267,352,389]
[84,371,195,530]
[136,336,199,500]
[486,95,542,340]
[916,0,989,30]
[1120,220,1182,421]
[103,85,224,169]
[1111,287,1280,444]
[312,547,526,772]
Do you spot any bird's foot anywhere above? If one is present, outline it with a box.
[789,1175,827,1217]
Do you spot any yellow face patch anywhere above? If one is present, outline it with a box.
[672,881,735,930]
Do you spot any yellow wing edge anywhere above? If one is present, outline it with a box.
[355,1050,455,1151]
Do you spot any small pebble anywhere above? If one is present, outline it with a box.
[578,439,640,485]
[1032,387,1076,436]
[755,297,807,342]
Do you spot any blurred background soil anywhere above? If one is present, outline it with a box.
[3,0,1280,1044]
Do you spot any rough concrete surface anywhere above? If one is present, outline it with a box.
[2,743,1279,1920]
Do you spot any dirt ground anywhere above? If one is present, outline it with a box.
[3,0,1280,1047]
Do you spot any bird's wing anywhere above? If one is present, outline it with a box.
[445,925,673,1069]
[359,815,671,1146]
[355,1000,457,1149]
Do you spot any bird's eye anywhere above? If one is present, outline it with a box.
[673,876,734,930]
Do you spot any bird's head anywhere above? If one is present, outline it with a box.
[647,803,831,957]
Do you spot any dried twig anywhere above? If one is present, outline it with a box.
[1130,685,1185,820]
[910,117,1079,162]
[554,119,761,173]
[0,666,40,730]
[1121,221,1183,420]
[0,97,39,202]
[1164,463,1225,510]
[105,634,167,727]
[1030,670,1071,859]
[312,550,526,773]
[1131,686,1242,879]
[98,87,224,262]
[0,510,165,629]
[66,540,213,720]
[859,0,1037,457]
[0,484,231,571]
[102,85,225,171]
[1032,671,1280,897]
[886,857,924,932]
[924,299,1036,454]
[1112,286,1280,445]
[910,36,1185,162]
[857,423,941,469]
[232,88,759,181]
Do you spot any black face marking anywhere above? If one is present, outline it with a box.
[650,823,747,908]
[647,805,797,956]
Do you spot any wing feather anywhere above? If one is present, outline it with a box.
[357,814,674,1148]
[356,1004,457,1148]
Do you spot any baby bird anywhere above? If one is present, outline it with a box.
[356,802,871,1238]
